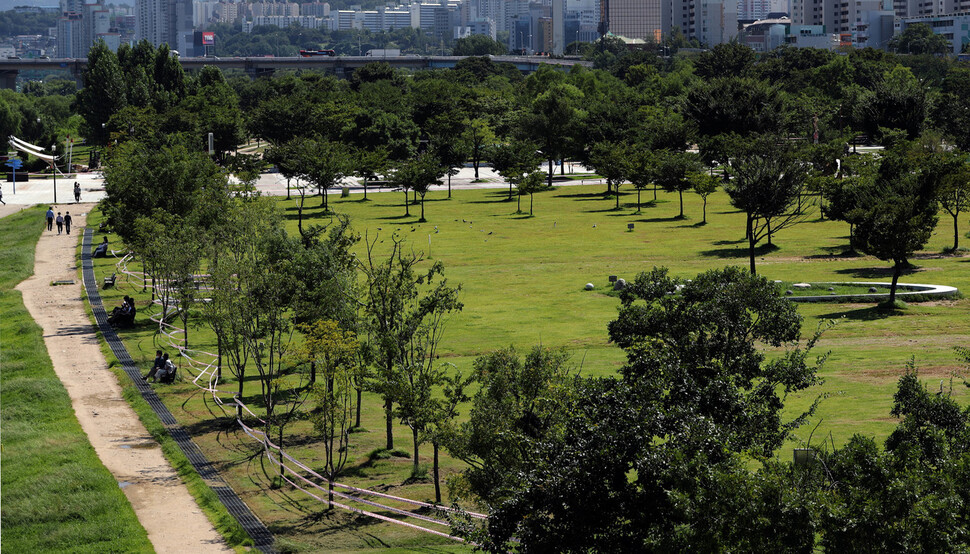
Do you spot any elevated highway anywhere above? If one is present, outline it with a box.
[0,55,592,88]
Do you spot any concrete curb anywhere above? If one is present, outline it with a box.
[789,282,960,303]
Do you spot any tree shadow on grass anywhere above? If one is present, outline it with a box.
[585,205,629,214]
[818,305,899,321]
[553,191,611,201]
[468,191,514,204]
[833,265,919,279]
[700,243,778,259]
[374,214,418,222]
[180,414,238,437]
[637,215,687,224]
[803,245,862,259]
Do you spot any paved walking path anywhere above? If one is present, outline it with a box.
[15,207,232,554]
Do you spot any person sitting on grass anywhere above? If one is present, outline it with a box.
[144,350,165,382]
[155,354,177,384]
[93,237,109,258]
[107,296,136,327]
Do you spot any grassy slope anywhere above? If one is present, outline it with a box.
[0,206,153,552]
[87,183,970,551]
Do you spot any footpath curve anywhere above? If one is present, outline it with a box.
[15,210,231,553]
[81,228,276,553]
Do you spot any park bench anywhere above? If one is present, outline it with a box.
[103,273,116,289]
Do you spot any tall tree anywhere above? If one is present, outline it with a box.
[623,145,657,210]
[587,141,628,209]
[391,152,444,221]
[653,150,702,219]
[521,82,586,187]
[853,149,940,304]
[299,138,353,213]
[359,234,461,451]
[489,139,542,202]
[724,137,810,275]
[181,66,246,163]
[937,158,970,251]
[461,118,495,180]
[691,172,719,224]
[302,320,359,506]
[74,40,128,146]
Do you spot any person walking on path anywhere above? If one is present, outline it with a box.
[0,186,5,205]
[64,212,72,234]
[46,207,54,231]
[74,182,81,202]
[55,212,64,234]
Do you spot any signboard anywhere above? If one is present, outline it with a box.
[5,157,22,192]
[202,32,215,45]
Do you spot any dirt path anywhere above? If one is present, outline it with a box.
[16,207,232,554]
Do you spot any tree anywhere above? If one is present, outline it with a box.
[301,320,359,506]
[391,153,444,222]
[684,78,784,142]
[200,200,280,417]
[937,158,970,250]
[463,267,826,551]
[101,138,227,247]
[653,150,702,219]
[819,170,875,253]
[691,172,719,224]
[517,171,546,216]
[352,146,389,202]
[724,137,810,275]
[461,118,495,180]
[300,138,353,213]
[888,23,950,55]
[623,145,656,211]
[818,363,970,551]
[391,273,463,474]
[693,42,756,79]
[521,82,586,187]
[444,346,575,506]
[74,40,127,146]
[853,149,940,304]
[359,234,462,452]
[452,36,507,56]
[427,369,474,503]
[181,66,246,163]
[861,66,929,141]
[489,139,542,202]
[587,142,628,209]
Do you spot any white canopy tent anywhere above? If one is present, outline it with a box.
[8,135,59,163]
[8,135,69,176]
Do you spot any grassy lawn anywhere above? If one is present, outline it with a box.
[86,183,970,551]
[0,207,153,553]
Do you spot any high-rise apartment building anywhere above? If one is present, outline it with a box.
[136,0,193,52]
[738,0,771,19]
[56,0,119,57]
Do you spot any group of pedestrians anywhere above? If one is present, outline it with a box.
[45,207,73,235]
